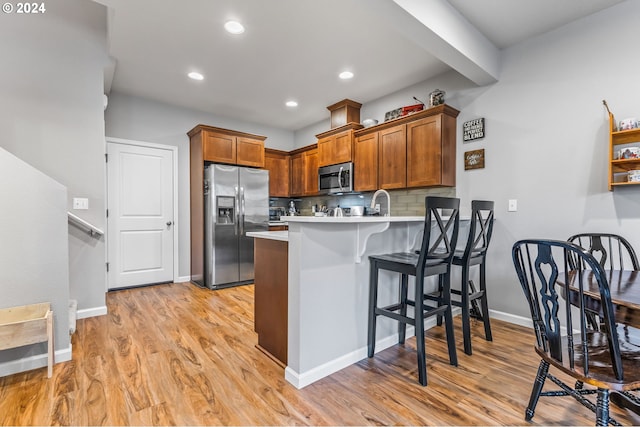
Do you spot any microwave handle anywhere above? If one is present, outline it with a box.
[338,166,344,192]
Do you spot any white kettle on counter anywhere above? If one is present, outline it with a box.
[330,206,344,217]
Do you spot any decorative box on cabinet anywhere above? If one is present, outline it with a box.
[188,124,266,168]
[264,149,290,197]
[608,112,640,190]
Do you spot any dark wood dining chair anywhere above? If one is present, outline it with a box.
[568,233,639,330]
[512,239,640,425]
[568,233,639,271]
[368,196,460,386]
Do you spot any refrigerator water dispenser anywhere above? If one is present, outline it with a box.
[216,196,235,224]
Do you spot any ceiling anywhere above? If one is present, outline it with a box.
[97,0,623,131]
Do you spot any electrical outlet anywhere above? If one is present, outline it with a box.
[73,197,89,210]
[508,199,517,212]
[374,203,381,213]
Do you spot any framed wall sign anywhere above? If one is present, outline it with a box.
[464,149,485,170]
[463,118,485,142]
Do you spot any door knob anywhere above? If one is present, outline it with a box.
[166,221,173,227]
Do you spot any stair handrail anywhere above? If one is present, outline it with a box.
[67,211,104,237]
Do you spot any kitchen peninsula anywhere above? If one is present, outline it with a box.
[250,215,442,389]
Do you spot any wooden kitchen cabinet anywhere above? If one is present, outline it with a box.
[289,145,318,197]
[254,237,288,366]
[316,124,362,167]
[303,148,318,195]
[407,113,456,187]
[188,125,266,168]
[289,152,304,196]
[237,136,266,167]
[354,132,379,191]
[378,124,407,189]
[353,104,459,191]
[354,123,405,190]
[264,149,290,197]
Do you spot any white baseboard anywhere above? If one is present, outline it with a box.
[488,309,533,329]
[284,314,443,389]
[285,308,531,389]
[176,275,191,283]
[76,305,107,319]
[0,346,72,377]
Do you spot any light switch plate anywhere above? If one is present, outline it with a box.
[508,199,517,212]
[73,197,89,210]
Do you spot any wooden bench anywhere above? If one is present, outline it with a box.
[0,302,53,378]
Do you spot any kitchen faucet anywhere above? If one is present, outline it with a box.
[370,189,391,217]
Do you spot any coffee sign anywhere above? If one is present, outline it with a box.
[463,118,485,142]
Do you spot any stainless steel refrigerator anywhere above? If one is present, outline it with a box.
[202,163,269,289]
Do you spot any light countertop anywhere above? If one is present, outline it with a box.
[284,215,425,223]
[246,230,288,241]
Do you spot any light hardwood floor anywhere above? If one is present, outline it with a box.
[1,282,639,426]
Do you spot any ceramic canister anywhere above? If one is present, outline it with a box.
[429,89,445,107]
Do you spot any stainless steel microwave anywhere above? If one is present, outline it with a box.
[318,162,353,194]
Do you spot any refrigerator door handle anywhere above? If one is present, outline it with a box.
[234,185,239,236]
[240,186,245,235]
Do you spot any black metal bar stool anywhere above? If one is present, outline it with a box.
[429,200,494,355]
[367,196,460,386]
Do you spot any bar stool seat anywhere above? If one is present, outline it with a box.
[367,196,460,386]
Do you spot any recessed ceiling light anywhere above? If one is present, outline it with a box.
[188,71,204,81]
[285,100,298,107]
[224,20,245,34]
[339,71,354,80]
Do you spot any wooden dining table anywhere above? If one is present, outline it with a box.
[564,269,640,415]
[565,269,640,327]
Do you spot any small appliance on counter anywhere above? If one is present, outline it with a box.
[288,200,298,216]
[269,206,286,221]
[349,206,364,216]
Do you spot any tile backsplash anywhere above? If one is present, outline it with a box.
[270,187,455,217]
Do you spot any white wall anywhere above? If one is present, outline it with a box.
[0,0,109,316]
[295,1,640,319]
[0,148,71,372]
[455,1,640,318]
[104,92,297,279]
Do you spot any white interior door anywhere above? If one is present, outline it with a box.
[107,142,174,289]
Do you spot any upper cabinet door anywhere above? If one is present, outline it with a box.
[289,153,304,197]
[406,116,441,187]
[303,149,319,195]
[378,124,406,189]
[264,150,289,197]
[237,136,265,168]
[317,130,354,167]
[203,131,236,164]
[406,113,456,187]
[354,132,378,191]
